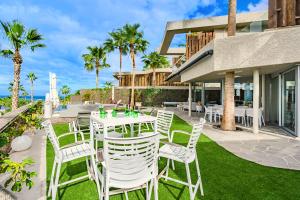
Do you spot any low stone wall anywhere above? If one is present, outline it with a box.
[70,88,130,104]
[137,89,189,106]
[70,88,189,106]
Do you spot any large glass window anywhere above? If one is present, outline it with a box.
[282,70,296,133]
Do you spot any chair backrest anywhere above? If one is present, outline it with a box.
[157,110,174,136]
[235,108,245,117]
[214,107,223,115]
[187,118,205,152]
[103,133,159,188]
[204,106,212,114]
[42,120,61,158]
[246,108,253,117]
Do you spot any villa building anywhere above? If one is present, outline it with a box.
[113,68,222,105]
[113,68,190,89]
[159,1,300,137]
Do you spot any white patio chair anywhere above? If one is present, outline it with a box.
[204,106,214,123]
[235,108,246,126]
[140,110,174,142]
[100,133,160,200]
[214,107,223,123]
[246,108,265,127]
[196,105,202,115]
[159,118,205,200]
[42,120,100,200]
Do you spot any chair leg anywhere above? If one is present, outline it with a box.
[100,168,105,200]
[95,140,99,162]
[147,179,154,200]
[90,155,101,199]
[85,158,91,180]
[154,178,158,200]
[195,155,204,196]
[124,191,129,200]
[52,161,61,200]
[146,182,149,200]
[104,181,109,200]
[185,162,194,200]
[48,160,57,197]
[165,159,170,181]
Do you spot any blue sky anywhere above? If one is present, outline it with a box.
[0,0,267,95]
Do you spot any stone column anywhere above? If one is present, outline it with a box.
[253,69,260,134]
[221,79,225,105]
[189,82,192,117]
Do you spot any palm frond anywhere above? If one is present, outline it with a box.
[30,43,46,52]
[0,21,10,36]
[0,49,14,58]
[10,20,25,39]
[26,29,44,43]
[27,72,38,81]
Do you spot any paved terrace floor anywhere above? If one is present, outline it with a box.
[166,107,300,170]
[0,130,46,200]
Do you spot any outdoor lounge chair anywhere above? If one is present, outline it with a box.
[159,118,205,200]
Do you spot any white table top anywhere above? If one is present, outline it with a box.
[90,113,157,127]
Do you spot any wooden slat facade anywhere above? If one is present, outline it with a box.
[269,0,300,28]
[185,31,215,60]
[118,72,189,87]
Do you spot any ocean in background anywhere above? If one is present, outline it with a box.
[0,95,46,101]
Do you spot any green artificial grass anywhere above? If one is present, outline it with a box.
[47,115,300,200]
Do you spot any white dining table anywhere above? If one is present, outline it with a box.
[90,113,157,138]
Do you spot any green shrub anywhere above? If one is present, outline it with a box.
[0,158,36,192]
[82,93,91,102]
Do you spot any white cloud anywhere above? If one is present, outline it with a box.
[248,0,268,12]
[0,0,221,95]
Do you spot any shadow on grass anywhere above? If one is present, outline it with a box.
[159,181,186,199]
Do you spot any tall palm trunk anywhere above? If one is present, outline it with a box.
[221,0,236,131]
[96,61,100,89]
[152,68,156,87]
[130,46,136,108]
[30,81,34,103]
[119,48,123,86]
[11,50,22,111]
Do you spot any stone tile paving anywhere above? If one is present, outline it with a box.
[0,130,47,200]
[166,107,300,170]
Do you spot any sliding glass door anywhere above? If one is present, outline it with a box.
[282,70,296,134]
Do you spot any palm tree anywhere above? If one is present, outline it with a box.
[122,23,149,108]
[104,29,128,86]
[142,52,169,87]
[8,81,26,97]
[60,85,70,100]
[21,90,29,100]
[0,20,45,110]
[104,81,113,89]
[26,72,37,103]
[82,46,110,88]
[221,0,236,131]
